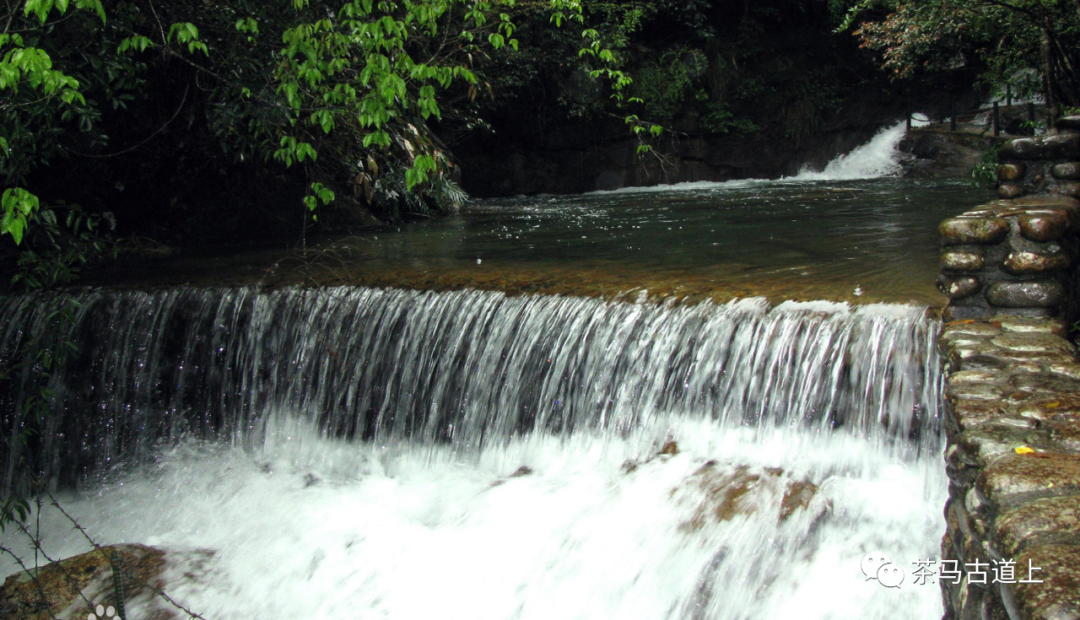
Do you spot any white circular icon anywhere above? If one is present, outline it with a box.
[88,604,117,620]
[861,552,892,580]
[877,563,905,588]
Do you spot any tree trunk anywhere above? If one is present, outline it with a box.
[1041,28,1060,131]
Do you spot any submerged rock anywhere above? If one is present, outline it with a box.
[489,465,535,487]
[509,465,533,477]
[674,462,828,531]
[620,439,683,474]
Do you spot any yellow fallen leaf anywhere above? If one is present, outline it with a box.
[1014,446,1036,455]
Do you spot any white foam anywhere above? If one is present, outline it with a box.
[789,122,907,181]
[591,121,908,195]
[773,299,853,315]
[0,417,946,620]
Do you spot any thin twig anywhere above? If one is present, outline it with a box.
[61,82,191,159]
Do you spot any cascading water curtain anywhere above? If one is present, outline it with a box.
[0,286,941,492]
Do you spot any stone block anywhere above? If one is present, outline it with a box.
[996,497,1080,557]
[1006,196,1080,210]
[939,275,982,300]
[976,453,1080,510]
[1049,182,1080,199]
[1000,163,1029,182]
[1000,134,1080,160]
[1051,163,1080,180]
[941,217,1011,244]
[1020,212,1071,241]
[985,281,1065,309]
[943,250,986,271]
[1003,251,1071,275]
[944,321,1005,337]
[942,306,995,323]
[946,374,1007,402]
[957,425,1052,470]
[988,333,1075,356]
[1056,115,1080,131]
[995,317,1068,337]
[1002,544,1080,620]
[1047,424,1080,454]
[1001,184,1025,199]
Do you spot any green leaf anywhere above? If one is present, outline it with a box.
[235,17,259,34]
[24,0,52,23]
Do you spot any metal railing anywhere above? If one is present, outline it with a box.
[906,100,1039,137]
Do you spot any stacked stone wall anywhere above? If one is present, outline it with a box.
[937,116,1080,620]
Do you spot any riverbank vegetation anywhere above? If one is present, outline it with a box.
[0,0,1077,287]
[0,1,634,281]
[848,0,1080,125]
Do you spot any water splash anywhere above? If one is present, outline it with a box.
[790,122,908,181]
[599,121,908,195]
[0,286,946,619]
[1,418,947,620]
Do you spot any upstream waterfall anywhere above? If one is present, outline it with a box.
[0,286,946,619]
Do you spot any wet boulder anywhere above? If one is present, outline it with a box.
[673,462,829,531]
[984,281,1065,308]
[940,217,1010,245]
[0,544,212,620]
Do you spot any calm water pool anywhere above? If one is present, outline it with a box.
[90,177,992,305]
[307,177,992,304]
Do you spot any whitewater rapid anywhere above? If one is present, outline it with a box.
[6,417,946,620]
[598,120,908,195]
[0,288,947,620]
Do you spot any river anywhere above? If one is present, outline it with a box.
[0,123,992,620]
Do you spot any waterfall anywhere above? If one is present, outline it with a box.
[790,122,908,181]
[600,121,908,195]
[0,287,940,488]
[0,286,946,619]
